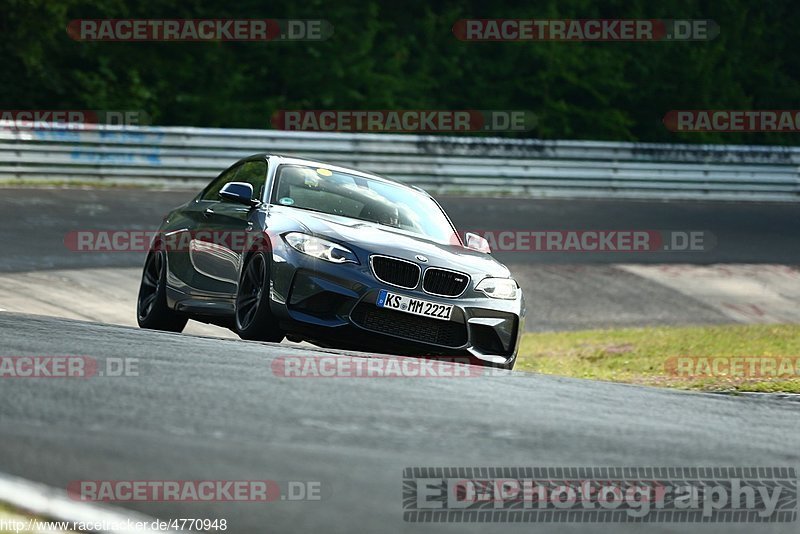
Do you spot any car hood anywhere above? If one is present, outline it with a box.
[271,206,511,278]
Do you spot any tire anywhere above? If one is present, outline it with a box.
[235,252,284,342]
[137,249,188,332]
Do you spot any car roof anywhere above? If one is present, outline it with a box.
[249,153,427,194]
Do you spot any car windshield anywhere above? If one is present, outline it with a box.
[272,164,459,245]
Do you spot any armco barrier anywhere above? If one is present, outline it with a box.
[0,125,798,201]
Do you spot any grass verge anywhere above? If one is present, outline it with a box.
[0,503,79,533]
[516,324,800,393]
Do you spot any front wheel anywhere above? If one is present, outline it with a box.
[235,252,284,342]
[137,249,188,332]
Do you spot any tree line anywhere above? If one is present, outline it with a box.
[2,0,798,145]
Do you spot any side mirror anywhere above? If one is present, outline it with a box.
[465,232,491,254]
[219,182,259,207]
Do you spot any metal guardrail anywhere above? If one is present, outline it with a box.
[1,125,798,201]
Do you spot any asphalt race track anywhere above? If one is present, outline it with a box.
[0,188,799,532]
[1,313,799,533]
[1,188,798,332]
[1,188,799,273]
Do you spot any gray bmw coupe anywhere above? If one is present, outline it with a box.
[137,155,525,368]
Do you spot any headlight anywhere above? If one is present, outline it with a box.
[475,277,518,299]
[283,232,359,264]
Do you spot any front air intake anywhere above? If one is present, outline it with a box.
[423,267,470,297]
[370,255,421,289]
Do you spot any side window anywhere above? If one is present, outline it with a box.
[200,164,241,201]
[234,160,268,200]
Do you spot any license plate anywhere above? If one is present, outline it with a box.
[376,289,453,321]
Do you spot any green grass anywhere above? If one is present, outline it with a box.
[516,324,800,393]
[0,503,79,533]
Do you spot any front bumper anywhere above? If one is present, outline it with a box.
[268,247,525,367]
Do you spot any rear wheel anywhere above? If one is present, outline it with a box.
[137,249,188,332]
[235,252,284,342]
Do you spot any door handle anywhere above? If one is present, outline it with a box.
[203,208,215,218]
